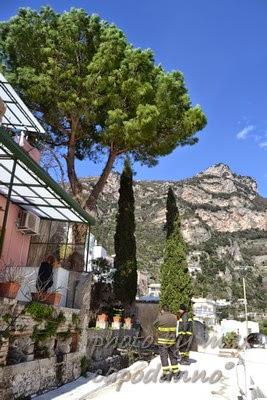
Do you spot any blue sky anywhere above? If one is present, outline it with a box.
[2,0,267,195]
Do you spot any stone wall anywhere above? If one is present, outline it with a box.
[87,328,138,361]
[0,298,83,399]
[0,281,140,400]
[0,352,82,399]
[86,328,139,376]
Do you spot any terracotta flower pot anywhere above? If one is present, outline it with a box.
[0,282,20,299]
[97,313,108,322]
[32,292,62,306]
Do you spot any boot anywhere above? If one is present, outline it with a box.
[172,371,182,382]
[180,357,190,365]
[159,372,172,383]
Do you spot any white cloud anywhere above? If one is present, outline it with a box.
[236,125,255,140]
[259,141,267,148]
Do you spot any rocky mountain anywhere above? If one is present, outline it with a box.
[82,163,267,310]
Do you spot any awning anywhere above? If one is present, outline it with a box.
[0,127,95,225]
[0,73,45,134]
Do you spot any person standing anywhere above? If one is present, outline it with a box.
[36,255,57,293]
[153,305,181,382]
[177,303,193,365]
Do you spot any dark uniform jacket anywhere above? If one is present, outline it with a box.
[36,261,53,292]
[153,311,177,346]
[177,311,193,336]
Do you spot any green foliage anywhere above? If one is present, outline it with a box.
[231,267,266,312]
[72,313,80,326]
[222,332,239,349]
[0,6,206,207]
[26,303,66,342]
[0,330,10,340]
[80,356,89,377]
[165,187,178,238]
[2,313,12,324]
[57,330,72,340]
[259,320,267,335]
[114,160,137,304]
[91,257,114,283]
[25,302,54,321]
[160,193,192,313]
[34,344,49,359]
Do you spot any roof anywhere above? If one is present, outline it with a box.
[0,73,45,134]
[0,127,95,225]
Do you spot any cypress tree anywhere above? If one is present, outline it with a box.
[165,187,178,238]
[160,187,192,313]
[113,160,137,304]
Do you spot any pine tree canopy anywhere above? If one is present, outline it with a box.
[0,7,207,209]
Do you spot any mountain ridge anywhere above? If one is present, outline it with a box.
[81,163,267,308]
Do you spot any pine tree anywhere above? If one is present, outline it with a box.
[113,160,137,304]
[1,8,206,210]
[160,188,192,313]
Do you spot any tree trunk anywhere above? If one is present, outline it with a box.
[85,149,117,211]
[66,121,83,202]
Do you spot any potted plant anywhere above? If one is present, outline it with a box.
[31,291,62,306]
[113,314,121,323]
[97,313,108,322]
[123,317,132,329]
[0,263,25,299]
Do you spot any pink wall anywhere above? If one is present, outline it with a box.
[0,194,31,266]
[0,138,41,267]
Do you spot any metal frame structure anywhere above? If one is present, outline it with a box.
[0,127,95,269]
[0,73,45,134]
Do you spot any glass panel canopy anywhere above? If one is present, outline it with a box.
[0,128,95,225]
[0,73,45,134]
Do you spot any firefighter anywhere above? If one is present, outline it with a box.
[153,305,181,382]
[176,303,193,365]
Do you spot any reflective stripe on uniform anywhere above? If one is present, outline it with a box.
[170,364,180,371]
[158,327,177,332]
[178,331,192,335]
[158,339,176,344]
[162,366,171,374]
[157,339,176,345]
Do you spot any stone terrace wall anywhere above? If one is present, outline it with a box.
[0,298,84,399]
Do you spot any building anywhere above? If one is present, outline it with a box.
[220,319,259,339]
[215,299,231,307]
[0,73,95,306]
[148,283,161,297]
[192,297,217,326]
[92,242,108,260]
[86,233,113,271]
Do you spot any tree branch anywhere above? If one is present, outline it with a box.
[85,148,118,211]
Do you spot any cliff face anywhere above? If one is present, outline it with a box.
[82,164,267,293]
